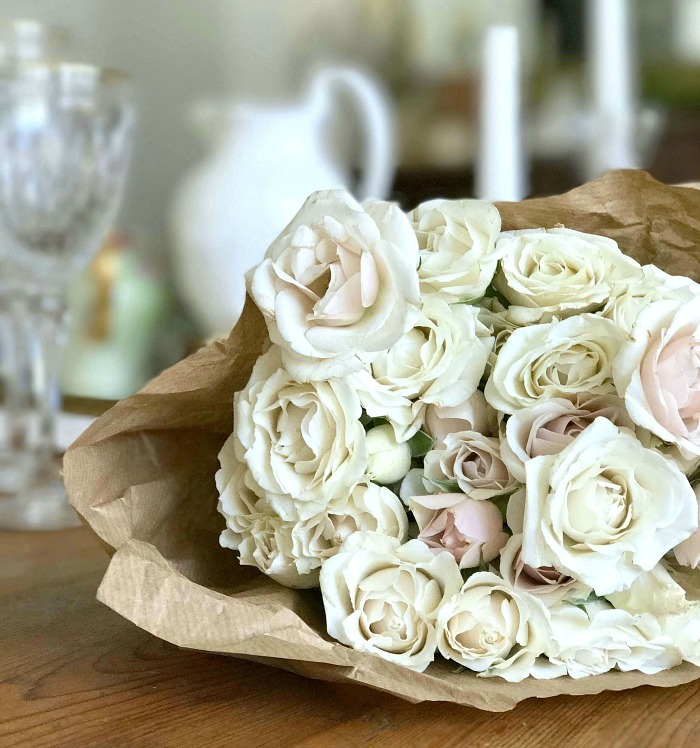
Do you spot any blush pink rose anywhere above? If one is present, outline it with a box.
[424,430,518,500]
[424,390,499,445]
[614,296,700,455]
[409,493,508,569]
[499,534,589,606]
[501,393,635,482]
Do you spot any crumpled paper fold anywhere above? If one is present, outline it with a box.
[65,170,700,711]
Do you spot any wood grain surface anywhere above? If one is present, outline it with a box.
[2,527,700,748]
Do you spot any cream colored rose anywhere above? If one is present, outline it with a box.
[233,515,311,587]
[351,296,493,440]
[292,481,408,573]
[608,566,700,670]
[410,198,502,301]
[216,450,310,587]
[522,418,698,595]
[234,346,367,520]
[614,296,700,456]
[548,599,680,678]
[436,571,553,681]
[663,604,700,666]
[217,435,262,538]
[485,314,626,415]
[320,532,462,672]
[424,390,498,446]
[424,430,518,500]
[494,227,642,320]
[607,563,690,618]
[248,190,420,381]
[218,443,407,587]
[501,393,635,482]
[602,264,700,334]
[499,534,590,607]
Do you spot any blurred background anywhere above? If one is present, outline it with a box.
[3,0,700,404]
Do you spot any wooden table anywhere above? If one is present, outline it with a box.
[2,528,700,748]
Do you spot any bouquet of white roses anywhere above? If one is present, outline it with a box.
[216,188,700,682]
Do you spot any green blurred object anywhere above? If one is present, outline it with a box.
[642,63,700,108]
[62,234,187,400]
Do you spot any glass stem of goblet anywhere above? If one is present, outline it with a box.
[3,291,31,452]
[29,293,68,470]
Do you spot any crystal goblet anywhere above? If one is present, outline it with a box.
[0,63,134,529]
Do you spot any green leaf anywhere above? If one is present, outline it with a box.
[408,429,434,458]
[482,286,511,309]
[360,413,388,431]
[490,494,510,521]
[428,477,460,493]
[688,465,700,488]
[570,591,606,610]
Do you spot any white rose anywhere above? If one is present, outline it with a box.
[409,198,502,301]
[499,534,590,607]
[217,447,407,587]
[485,314,626,415]
[602,264,700,334]
[424,430,518,500]
[351,296,493,440]
[436,571,553,682]
[663,603,700,666]
[217,435,263,539]
[501,393,635,483]
[614,571,700,668]
[424,389,499,446]
[607,563,689,618]
[614,296,700,456]
[320,532,462,672]
[234,346,367,520]
[292,481,408,572]
[365,424,412,485]
[248,190,420,381]
[217,437,310,587]
[522,418,698,595]
[548,598,680,678]
[494,227,642,321]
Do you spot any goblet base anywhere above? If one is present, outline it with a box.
[0,449,35,494]
[0,479,80,530]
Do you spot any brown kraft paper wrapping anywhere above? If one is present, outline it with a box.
[64,170,700,712]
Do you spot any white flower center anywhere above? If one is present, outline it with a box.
[567,467,632,542]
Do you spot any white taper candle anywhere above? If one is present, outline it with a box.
[587,0,639,177]
[476,24,527,202]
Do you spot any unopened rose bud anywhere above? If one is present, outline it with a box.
[366,424,411,485]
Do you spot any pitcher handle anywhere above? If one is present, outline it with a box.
[311,67,395,201]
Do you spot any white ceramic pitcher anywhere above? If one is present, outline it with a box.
[170,66,394,337]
